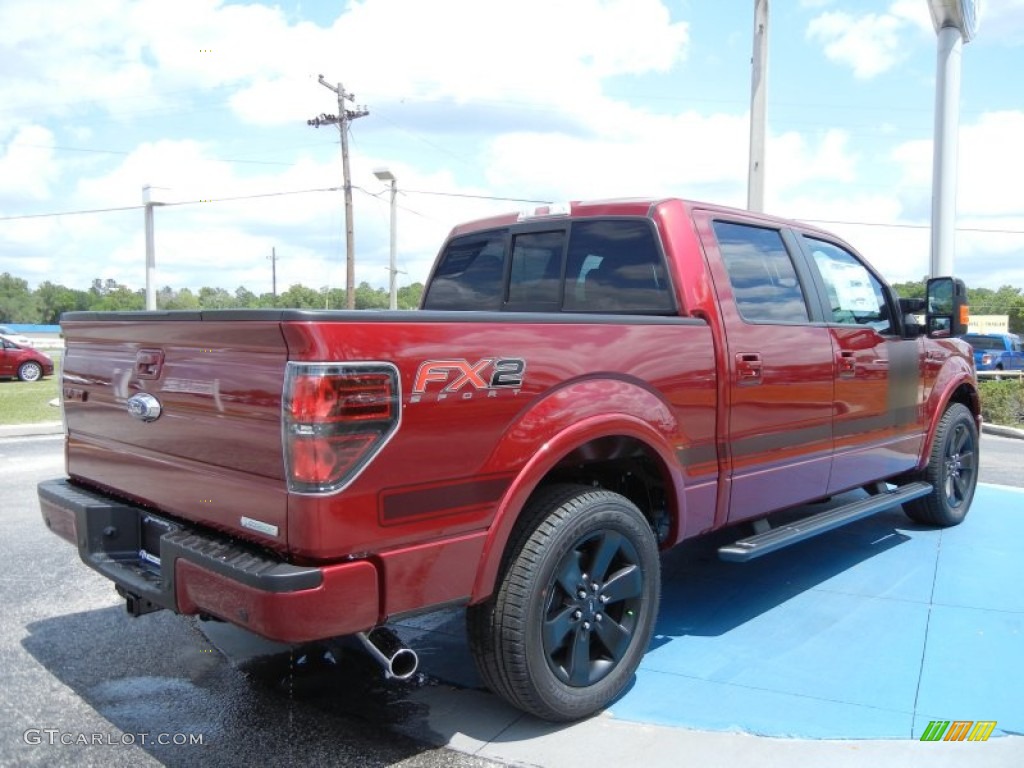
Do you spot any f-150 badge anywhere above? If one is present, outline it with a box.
[411,358,525,403]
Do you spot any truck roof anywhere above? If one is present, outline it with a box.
[446,197,834,239]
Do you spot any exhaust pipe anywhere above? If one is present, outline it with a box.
[356,628,419,680]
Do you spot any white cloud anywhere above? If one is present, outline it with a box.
[806,1,930,79]
[0,126,59,201]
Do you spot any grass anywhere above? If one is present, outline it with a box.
[0,352,62,425]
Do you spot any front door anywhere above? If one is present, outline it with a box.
[799,235,925,492]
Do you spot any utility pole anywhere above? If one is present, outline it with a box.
[267,247,279,299]
[747,0,769,212]
[308,76,369,309]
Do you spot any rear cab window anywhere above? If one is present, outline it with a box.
[422,218,675,314]
[712,220,811,324]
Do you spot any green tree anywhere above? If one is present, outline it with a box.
[198,286,237,309]
[163,287,201,310]
[890,278,926,300]
[235,286,258,308]
[277,284,323,309]
[0,272,41,323]
[398,282,424,309]
[354,282,388,309]
[93,285,144,311]
[34,281,88,323]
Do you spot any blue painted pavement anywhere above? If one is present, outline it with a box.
[610,483,1024,739]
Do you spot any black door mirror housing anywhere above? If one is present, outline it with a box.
[925,277,969,338]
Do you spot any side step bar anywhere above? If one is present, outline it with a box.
[718,482,932,562]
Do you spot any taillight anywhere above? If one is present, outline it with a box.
[283,363,400,493]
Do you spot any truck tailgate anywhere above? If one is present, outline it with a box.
[60,313,290,551]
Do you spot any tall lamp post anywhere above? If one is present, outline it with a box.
[927,0,979,278]
[373,168,398,310]
[142,185,167,310]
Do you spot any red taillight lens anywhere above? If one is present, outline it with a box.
[289,373,394,423]
[284,363,400,493]
[288,434,377,485]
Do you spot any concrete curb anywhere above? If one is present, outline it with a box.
[982,422,1024,440]
[0,421,63,438]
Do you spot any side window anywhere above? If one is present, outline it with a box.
[507,231,564,307]
[422,230,506,310]
[806,237,893,334]
[713,220,810,323]
[564,220,673,313]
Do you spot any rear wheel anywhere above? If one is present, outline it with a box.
[903,403,978,526]
[17,361,42,382]
[467,484,660,721]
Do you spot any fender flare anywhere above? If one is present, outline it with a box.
[469,411,686,603]
[918,366,980,471]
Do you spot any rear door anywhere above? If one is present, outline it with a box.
[695,213,835,523]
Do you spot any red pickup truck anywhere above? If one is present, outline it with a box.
[39,198,978,721]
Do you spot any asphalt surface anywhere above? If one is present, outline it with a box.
[2,432,1021,767]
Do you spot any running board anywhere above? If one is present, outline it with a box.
[718,482,932,562]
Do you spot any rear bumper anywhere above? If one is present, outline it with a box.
[38,478,380,643]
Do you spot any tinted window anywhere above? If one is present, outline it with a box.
[507,231,564,307]
[713,221,810,323]
[422,231,506,310]
[806,237,893,334]
[564,220,672,313]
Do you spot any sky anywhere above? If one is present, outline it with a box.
[1,0,1022,299]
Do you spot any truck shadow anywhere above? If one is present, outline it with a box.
[21,606,454,766]
[652,494,928,643]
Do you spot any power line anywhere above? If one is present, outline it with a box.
[803,218,1024,235]
[401,188,554,204]
[3,191,1024,237]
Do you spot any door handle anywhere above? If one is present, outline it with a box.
[736,353,762,386]
[837,350,856,378]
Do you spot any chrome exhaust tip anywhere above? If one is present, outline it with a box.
[356,628,419,680]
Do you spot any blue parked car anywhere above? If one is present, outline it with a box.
[961,332,1024,371]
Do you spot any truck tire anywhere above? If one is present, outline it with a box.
[903,403,978,527]
[466,484,660,721]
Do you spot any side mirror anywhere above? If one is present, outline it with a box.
[925,277,969,337]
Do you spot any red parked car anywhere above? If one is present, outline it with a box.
[0,336,54,381]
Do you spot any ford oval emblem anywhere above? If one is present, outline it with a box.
[126,393,162,422]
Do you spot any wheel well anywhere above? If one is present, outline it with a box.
[948,382,981,418]
[532,435,674,544]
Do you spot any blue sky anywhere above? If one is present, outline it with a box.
[0,0,1022,297]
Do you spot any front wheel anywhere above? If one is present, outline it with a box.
[17,361,42,382]
[903,403,978,526]
[467,485,660,721]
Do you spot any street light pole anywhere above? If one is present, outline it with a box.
[373,168,398,310]
[747,0,769,213]
[927,0,979,278]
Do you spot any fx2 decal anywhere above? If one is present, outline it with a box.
[411,358,526,403]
